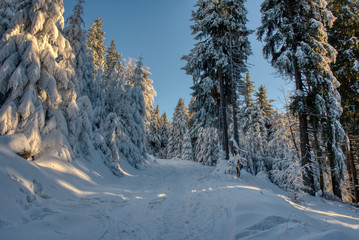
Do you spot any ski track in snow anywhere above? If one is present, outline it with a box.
[1,152,359,240]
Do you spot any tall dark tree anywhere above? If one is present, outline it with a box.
[258,0,346,198]
[182,0,252,160]
[328,0,359,202]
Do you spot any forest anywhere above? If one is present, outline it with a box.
[0,0,358,210]
[1,0,359,239]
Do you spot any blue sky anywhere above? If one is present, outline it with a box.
[63,0,291,118]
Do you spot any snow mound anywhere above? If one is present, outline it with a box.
[0,134,31,158]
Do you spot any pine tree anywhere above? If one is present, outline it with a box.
[147,105,161,155]
[64,0,93,96]
[87,17,106,71]
[258,0,346,198]
[182,0,252,160]
[167,98,190,159]
[195,127,219,166]
[105,39,122,79]
[328,0,359,203]
[129,57,156,126]
[127,58,148,162]
[114,83,145,167]
[158,112,170,158]
[255,85,274,118]
[241,104,268,174]
[182,129,194,161]
[268,112,305,200]
[255,85,275,138]
[241,73,255,108]
[0,0,79,160]
[0,0,14,41]
[238,73,255,137]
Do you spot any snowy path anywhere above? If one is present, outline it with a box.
[1,153,359,240]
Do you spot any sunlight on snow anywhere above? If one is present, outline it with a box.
[102,192,128,200]
[191,185,261,193]
[57,180,96,196]
[117,165,134,177]
[277,194,359,229]
[327,219,359,230]
[37,160,94,183]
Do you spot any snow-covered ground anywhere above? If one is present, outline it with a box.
[0,140,358,240]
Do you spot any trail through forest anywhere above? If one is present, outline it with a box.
[0,151,358,240]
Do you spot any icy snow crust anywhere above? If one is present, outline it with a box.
[0,142,358,239]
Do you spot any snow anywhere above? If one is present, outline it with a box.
[0,141,358,240]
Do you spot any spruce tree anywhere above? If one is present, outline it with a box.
[167,98,190,159]
[64,0,93,96]
[195,127,219,166]
[127,58,148,162]
[255,85,274,137]
[87,17,106,71]
[0,0,78,160]
[182,129,194,161]
[255,85,274,118]
[147,105,161,155]
[268,112,304,200]
[258,0,346,198]
[182,0,252,160]
[105,39,122,79]
[328,0,359,203]
[0,0,14,41]
[158,112,170,158]
[129,57,156,126]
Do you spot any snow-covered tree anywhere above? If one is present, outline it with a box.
[147,105,161,155]
[167,98,191,159]
[105,39,122,79]
[147,105,171,158]
[158,112,171,158]
[127,59,148,162]
[328,0,359,203]
[255,85,274,118]
[87,17,106,71]
[240,105,268,174]
[258,0,346,198]
[268,112,305,201]
[182,129,193,161]
[129,57,156,126]
[195,127,219,166]
[0,0,80,160]
[64,0,93,96]
[0,0,14,41]
[182,0,252,159]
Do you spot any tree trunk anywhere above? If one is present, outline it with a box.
[228,26,239,149]
[232,90,239,148]
[313,128,325,194]
[348,135,359,203]
[294,62,315,196]
[219,70,229,160]
[328,143,342,199]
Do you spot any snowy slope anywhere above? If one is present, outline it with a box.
[0,141,358,240]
